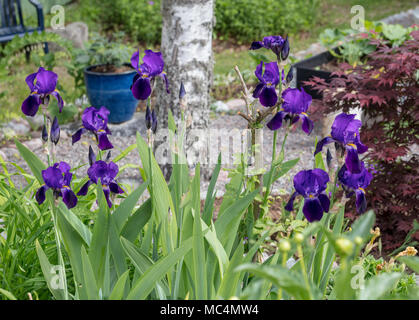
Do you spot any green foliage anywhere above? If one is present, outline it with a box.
[75,0,319,45]
[319,21,418,65]
[215,0,319,43]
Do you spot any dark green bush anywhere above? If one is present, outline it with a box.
[80,0,318,45]
[214,0,319,43]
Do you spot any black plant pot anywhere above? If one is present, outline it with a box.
[292,47,341,99]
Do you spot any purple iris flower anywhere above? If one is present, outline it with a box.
[130,49,169,100]
[35,162,78,209]
[314,113,368,174]
[250,35,288,60]
[72,106,113,151]
[338,162,372,214]
[285,169,330,222]
[21,67,64,117]
[253,61,280,107]
[266,87,314,135]
[77,160,124,208]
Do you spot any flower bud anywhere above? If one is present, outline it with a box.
[179,81,186,99]
[354,236,363,245]
[41,125,48,142]
[336,237,354,256]
[145,105,152,130]
[281,36,290,60]
[50,116,60,145]
[279,239,291,252]
[294,233,304,244]
[88,145,96,166]
[151,109,158,133]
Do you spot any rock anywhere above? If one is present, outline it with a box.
[1,119,31,138]
[107,112,147,137]
[212,101,229,113]
[226,98,246,113]
[47,22,89,50]
[24,138,43,150]
[26,114,45,130]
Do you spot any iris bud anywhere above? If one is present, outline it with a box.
[88,145,96,166]
[50,116,60,145]
[281,36,290,60]
[179,81,186,99]
[279,239,291,252]
[335,238,354,256]
[354,236,363,246]
[41,125,48,142]
[294,233,304,244]
[145,105,152,130]
[286,68,293,83]
[151,109,157,134]
[326,148,333,169]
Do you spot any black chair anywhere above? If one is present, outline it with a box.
[0,0,48,53]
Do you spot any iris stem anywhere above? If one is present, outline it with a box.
[277,251,288,300]
[297,244,313,300]
[51,201,68,300]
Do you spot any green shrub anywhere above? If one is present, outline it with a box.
[80,0,318,45]
[215,0,319,43]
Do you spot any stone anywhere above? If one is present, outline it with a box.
[226,98,246,113]
[26,114,45,130]
[47,22,89,50]
[212,100,229,113]
[107,112,147,137]
[23,138,43,150]
[1,119,31,137]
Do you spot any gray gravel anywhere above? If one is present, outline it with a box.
[1,110,324,199]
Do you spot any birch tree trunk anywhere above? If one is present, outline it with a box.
[156,0,214,178]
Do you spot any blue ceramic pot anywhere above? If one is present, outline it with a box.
[84,64,138,123]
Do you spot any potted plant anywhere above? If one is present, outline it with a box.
[73,32,138,123]
[292,21,417,99]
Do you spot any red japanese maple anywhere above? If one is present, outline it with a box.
[306,30,419,253]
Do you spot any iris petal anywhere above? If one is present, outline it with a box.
[160,72,170,93]
[61,188,78,209]
[300,114,313,135]
[267,111,285,131]
[35,185,49,205]
[285,192,298,211]
[42,166,64,189]
[98,133,114,150]
[259,86,278,107]
[318,193,330,213]
[103,187,113,208]
[51,91,64,112]
[110,182,124,194]
[303,198,324,222]
[130,50,140,70]
[314,136,335,156]
[249,41,263,50]
[21,94,42,116]
[77,180,93,196]
[35,68,58,94]
[131,78,152,100]
[345,146,362,174]
[252,83,265,98]
[72,128,86,145]
[355,189,367,213]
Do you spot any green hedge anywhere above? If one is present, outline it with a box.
[83,0,319,44]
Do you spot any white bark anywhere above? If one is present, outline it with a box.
[156,0,214,177]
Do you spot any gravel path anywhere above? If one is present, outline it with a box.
[0,111,323,199]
